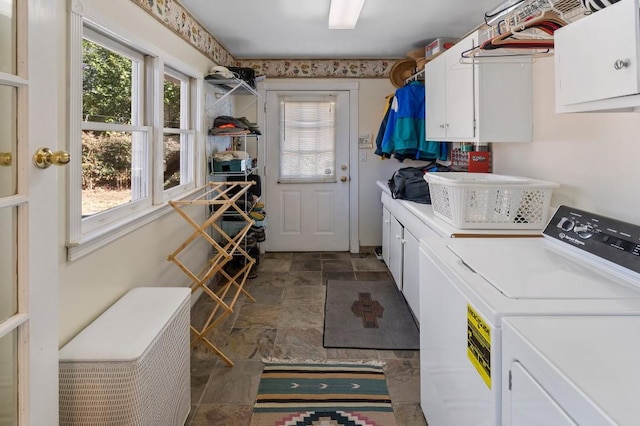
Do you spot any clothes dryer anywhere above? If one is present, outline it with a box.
[418,205,640,426]
[501,315,640,426]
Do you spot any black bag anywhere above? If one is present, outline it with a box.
[228,67,256,88]
[388,162,451,204]
[227,173,261,197]
[389,167,426,201]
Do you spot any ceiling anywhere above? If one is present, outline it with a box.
[178,0,502,59]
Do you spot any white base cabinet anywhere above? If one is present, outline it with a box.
[382,206,391,266]
[555,0,640,113]
[381,193,441,323]
[402,229,420,319]
[389,215,404,291]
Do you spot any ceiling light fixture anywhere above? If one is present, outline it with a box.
[328,0,366,29]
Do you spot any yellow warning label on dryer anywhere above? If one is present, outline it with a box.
[467,304,491,389]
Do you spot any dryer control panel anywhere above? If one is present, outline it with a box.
[544,206,640,274]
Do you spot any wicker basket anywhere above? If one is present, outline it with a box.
[406,47,425,61]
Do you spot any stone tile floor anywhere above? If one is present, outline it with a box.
[186,248,428,425]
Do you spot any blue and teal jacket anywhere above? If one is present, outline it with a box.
[380,81,448,162]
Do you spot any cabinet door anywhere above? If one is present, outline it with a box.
[382,206,391,266]
[555,0,640,106]
[402,229,420,322]
[509,362,578,426]
[445,34,475,140]
[389,216,404,290]
[425,59,447,139]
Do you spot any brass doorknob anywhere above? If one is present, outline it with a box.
[0,152,11,166]
[340,176,348,182]
[33,147,71,169]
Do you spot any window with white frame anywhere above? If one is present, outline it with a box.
[67,8,201,259]
[278,95,336,183]
[80,29,150,227]
[162,68,195,195]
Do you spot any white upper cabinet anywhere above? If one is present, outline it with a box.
[555,0,640,113]
[425,30,533,143]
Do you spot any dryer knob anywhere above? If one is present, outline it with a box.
[574,224,595,239]
[557,217,574,232]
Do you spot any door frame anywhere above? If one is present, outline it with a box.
[0,0,61,422]
[257,81,360,253]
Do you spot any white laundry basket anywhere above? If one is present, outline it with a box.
[58,287,191,426]
[424,172,559,229]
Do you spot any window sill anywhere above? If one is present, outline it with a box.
[66,187,203,262]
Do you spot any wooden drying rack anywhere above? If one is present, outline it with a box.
[167,181,256,366]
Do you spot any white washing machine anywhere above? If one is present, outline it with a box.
[502,315,640,426]
[418,205,640,426]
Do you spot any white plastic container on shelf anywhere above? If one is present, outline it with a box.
[424,172,559,229]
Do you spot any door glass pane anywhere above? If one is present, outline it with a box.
[0,329,17,425]
[278,95,336,183]
[0,1,15,74]
[0,207,17,322]
[0,85,16,197]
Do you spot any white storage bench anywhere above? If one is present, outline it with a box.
[59,287,191,426]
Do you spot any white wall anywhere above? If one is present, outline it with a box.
[356,79,434,247]
[492,57,640,225]
[58,0,216,345]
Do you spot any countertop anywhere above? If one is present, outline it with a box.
[376,180,541,238]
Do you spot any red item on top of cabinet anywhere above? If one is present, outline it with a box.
[451,149,492,173]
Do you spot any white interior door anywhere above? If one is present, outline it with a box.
[0,0,60,423]
[265,90,350,252]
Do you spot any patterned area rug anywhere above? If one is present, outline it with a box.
[323,280,419,350]
[250,362,397,426]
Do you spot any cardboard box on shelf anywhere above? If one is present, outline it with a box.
[425,38,458,59]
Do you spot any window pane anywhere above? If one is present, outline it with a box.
[0,330,17,425]
[82,39,132,124]
[0,206,17,322]
[82,130,147,216]
[0,85,16,197]
[164,74,181,129]
[0,1,15,74]
[163,132,193,190]
[163,133,180,190]
[279,97,336,183]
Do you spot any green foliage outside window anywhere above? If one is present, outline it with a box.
[82,39,182,191]
[82,39,133,124]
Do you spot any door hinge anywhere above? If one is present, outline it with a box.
[508,370,512,391]
[263,165,267,176]
[264,102,267,113]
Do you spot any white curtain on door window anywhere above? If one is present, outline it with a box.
[278,95,336,183]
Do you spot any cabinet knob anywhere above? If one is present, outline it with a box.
[439,124,445,129]
[614,59,630,70]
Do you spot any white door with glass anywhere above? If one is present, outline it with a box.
[265,91,350,252]
[1,0,61,424]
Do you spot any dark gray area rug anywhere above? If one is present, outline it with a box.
[323,280,419,350]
